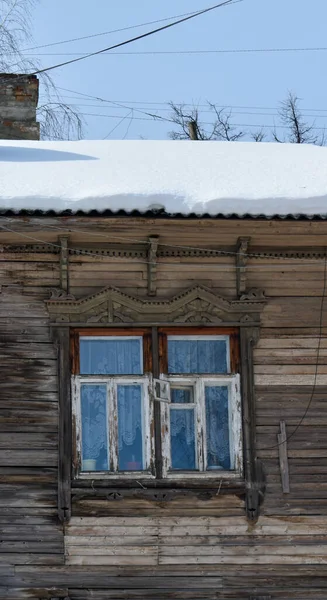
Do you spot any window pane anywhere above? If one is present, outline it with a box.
[205,386,231,470]
[81,384,109,471]
[168,338,227,374]
[117,384,144,471]
[170,408,196,470]
[171,387,193,404]
[80,337,143,375]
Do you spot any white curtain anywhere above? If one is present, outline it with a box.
[80,338,142,375]
[168,339,227,374]
[205,386,230,470]
[81,384,108,469]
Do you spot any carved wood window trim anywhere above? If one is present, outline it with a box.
[47,285,266,522]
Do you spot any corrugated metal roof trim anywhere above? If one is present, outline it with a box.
[0,208,327,220]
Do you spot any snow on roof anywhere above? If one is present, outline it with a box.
[0,139,327,217]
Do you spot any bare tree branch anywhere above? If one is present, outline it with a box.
[274,92,325,145]
[0,0,83,140]
[251,130,266,142]
[168,101,244,142]
[168,94,326,146]
[37,102,83,140]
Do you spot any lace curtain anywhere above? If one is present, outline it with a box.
[117,384,143,470]
[168,338,227,374]
[170,408,196,470]
[205,386,230,470]
[81,384,108,471]
[80,338,142,375]
[80,382,144,472]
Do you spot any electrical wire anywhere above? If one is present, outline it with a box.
[102,110,133,140]
[123,111,134,140]
[53,87,327,126]
[19,8,213,52]
[74,112,327,131]
[34,104,327,120]
[56,87,183,123]
[15,46,327,56]
[1,219,327,265]
[49,93,327,113]
[0,0,240,85]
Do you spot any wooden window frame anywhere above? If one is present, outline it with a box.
[160,374,242,479]
[71,328,154,480]
[158,328,242,479]
[73,375,155,479]
[71,326,242,482]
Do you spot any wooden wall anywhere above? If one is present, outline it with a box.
[1,216,327,599]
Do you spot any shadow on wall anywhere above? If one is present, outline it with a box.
[0,146,98,162]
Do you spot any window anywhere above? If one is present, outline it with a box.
[72,328,242,479]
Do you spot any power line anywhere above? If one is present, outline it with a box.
[55,87,327,118]
[19,9,208,52]
[123,112,134,140]
[0,230,325,270]
[102,110,133,140]
[14,46,327,57]
[46,103,327,120]
[56,87,174,124]
[3,219,327,265]
[53,87,327,133]
[53,96,327,114]
[77,112,327,131]
[0,0,240,85]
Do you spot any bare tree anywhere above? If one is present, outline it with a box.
[251,130,266,142]
[0,0,83,140]
[273,92,325,145]
[168,101,244,141]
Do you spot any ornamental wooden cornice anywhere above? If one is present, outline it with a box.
[46,284,266,326]
[2,241,326,260]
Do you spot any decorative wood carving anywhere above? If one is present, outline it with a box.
[59,235,69,293]
[240,288,266,301]
[49,288,76,300]
[2,240,327,261]
[46,284,266,325]
[236,237,251,298]
[148,235,159,296]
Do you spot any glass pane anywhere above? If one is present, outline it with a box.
[117,384,144,471]
[81,384,109,471]
[170,408,196,470]
[168,338,227,374]
[205,386,231,470]
[80,337,143,375]
[171,387,193,404]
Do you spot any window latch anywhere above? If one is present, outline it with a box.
[153,378,170,403]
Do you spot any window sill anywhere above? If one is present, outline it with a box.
[71,476,246,502]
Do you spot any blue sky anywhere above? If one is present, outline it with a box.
[29,0,327,140]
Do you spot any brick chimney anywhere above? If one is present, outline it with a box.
[0,74,40,140]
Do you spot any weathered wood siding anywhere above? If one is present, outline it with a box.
[1,217,327,599]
